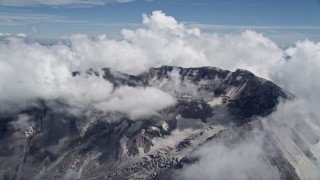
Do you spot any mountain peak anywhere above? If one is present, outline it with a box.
[0,65,292,179]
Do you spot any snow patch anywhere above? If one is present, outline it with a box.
[225,85,238,97]
[162,121,169,131]
[150,126,159,131]
[149,125,225,155]
[120,136,129,156]
[25,126,34,138]
[208,97,224,107]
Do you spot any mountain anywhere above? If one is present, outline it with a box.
[0,66,319,180]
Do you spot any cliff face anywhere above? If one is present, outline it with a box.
[2,65,316,180]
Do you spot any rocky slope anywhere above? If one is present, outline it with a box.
[1,66,319,179]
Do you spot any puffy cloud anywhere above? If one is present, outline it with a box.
[2,11,284,78]
[9,114,36,137]
[95,86,176,119]
[178,100,320,179]
[0,10,316,115]
[177,137,273,180]
[0,34,176,117]
[9,114,32,131]
[177,39,320,179]
[122,11,283,79]
[272,40,320,98]
[141,11,201,37]
[149,67,211,99]
[0,11,320,177]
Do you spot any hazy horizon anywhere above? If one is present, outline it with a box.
[1,0,320,45]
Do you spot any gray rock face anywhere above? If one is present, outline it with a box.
[1,65,310,180]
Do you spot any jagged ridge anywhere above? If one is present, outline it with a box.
[0,66,293,179]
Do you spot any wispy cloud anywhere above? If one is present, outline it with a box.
[0,12,86,26]
[0,0,135,7]
[83,22,141,28]
[0,10,145,34]
[185,23,320,45]
[186,23,320,31]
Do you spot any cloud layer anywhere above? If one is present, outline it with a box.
[178,137,271,179]
[175,38,320,179]
[0,11,320,177]
[1,10,318,116]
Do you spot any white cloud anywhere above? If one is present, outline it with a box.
[9,114,32,130]
[95,86,176,119]
[272,40,320,99]
[178,97,320,179]
[0,35,176,118]
[187,23,320,31]
[141,11,200,37]
[176,38,320,179]
[178,136,273,180]
[149,67,209,99]
[0,43,175,118]
[0,12,320,177]
[2,11,284,78]
[0,10,316,115]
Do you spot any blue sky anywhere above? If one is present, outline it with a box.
[1,0,320,45]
